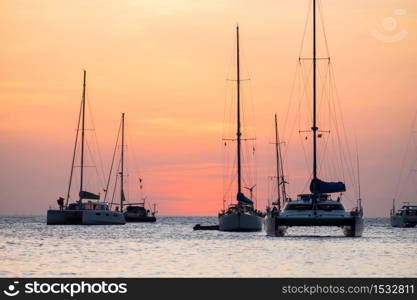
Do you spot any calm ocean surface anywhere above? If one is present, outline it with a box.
[0,216,416,277]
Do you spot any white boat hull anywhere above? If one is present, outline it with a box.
[265,215,287,237]
[219,213,262,232]
[265,214,363,237]
[47,209,125,225]
[342,215,364,237]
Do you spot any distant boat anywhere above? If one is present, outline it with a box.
[390,201,417,227]
[47,71,125,225]
[107,113,157,223]
[390,105,417,227]
[265,114,288,236]
[265,0,363,237]
[218,26,263,232]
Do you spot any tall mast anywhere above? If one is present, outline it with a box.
[274,114,281,210]
[120,113,125,212]
[236,25,242,196]
[312,0,318,192]
[79,70,86,202]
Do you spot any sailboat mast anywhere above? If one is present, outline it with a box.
[274,114,281,209]
[312,0,318,191]
[79,70,86,203]
[236,25,242,195]
[120,113,125,213]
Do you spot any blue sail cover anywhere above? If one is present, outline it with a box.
[309,178,346,194]
[79,191,100,200]
[237,192,253,205]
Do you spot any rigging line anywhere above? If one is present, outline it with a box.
[299,0,313,58]
[223,146,237,203]
[104,119,121,202]
[65,96,83,206]
[110,172,119,209]
[85,93,106,190]
[282,61,303,141]
[317,62,330,123]
[239,35,257,140]
[327,70,356,205]
[84,139,101,193]
[299,131,311,187]
[318,0,330,57]
[126,121,145,197]
[393,108,417,200]
[329,65,357,191]
[354,130,361,201]
[283,65,305,162]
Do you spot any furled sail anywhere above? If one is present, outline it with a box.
[237,192,253,205]
[79,191,100,200]
[309,178,346,194]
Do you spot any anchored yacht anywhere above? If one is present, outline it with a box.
[46,71,125,225]
[265,0,363,237]
[105,113,157,223]
[390,201,417,228]
[218,26,263,232]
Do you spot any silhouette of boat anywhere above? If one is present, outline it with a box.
[218,26,263,232]
[265,0,363,237]
[47,71,125,225]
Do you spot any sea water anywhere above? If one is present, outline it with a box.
[0,216,416,277]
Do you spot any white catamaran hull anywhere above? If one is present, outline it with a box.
[47,210,125,225]
[265,215,287,237]
[219,213,262,232]
[265,214,363,237]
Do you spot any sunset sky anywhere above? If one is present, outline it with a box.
[1,0,416,216]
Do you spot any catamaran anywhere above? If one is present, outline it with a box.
[265,0,363,237]
[47,71,125,225]
[218,26,263,232]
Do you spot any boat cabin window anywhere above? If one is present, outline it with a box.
[286,204,313,211]
[317,204,344,211]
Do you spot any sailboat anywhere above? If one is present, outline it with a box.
[107,113,157,222]
[391,200,417,228]
[390,111,417,228]
[218,26,263,232]
[265,0,363,237]
[265,115,288,236]
[47,71,125,225]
